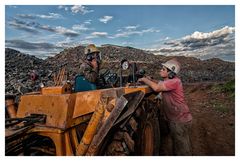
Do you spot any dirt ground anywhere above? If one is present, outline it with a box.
[184,82,235,155]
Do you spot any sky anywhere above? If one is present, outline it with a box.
[5,5,235,61]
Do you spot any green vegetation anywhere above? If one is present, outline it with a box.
[221,79,235,93]
[209,79,235,113]
[213,79,235,98]
[210,100,229,113]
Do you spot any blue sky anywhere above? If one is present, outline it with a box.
[5,5,235,61]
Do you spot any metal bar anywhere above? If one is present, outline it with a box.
[120,67,123,87]
[132,63,136,83]
[5,119,23,127]
[75,96,106,155]
[6,125,34,142]
[70,128,79,154]
[86,96,128,155]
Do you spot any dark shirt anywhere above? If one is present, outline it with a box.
[79,62,98,83]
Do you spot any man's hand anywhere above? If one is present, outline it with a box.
[145,76,152,80]
[137,77,147,83]
[137,77,166,92]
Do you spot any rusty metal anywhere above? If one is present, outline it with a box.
[5,134,29,155]
[124,85,152,94]
[41,83,72,95]
[6,115,46,138]
[123,132,135,152]
[106,99,115,112]
[17,86,104,129]
[5,95,17,118]
[69,128,79,153]
[73,88,124,118]
[113,91,144,126]
[54,67,66,86]
[73,90,102,118]
[17,94,75,129]
[76,88,125,155]
[5,114,47,155]
[143,123,154,155]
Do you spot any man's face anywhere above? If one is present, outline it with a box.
[160,66,168,78]
[92,52,101,63]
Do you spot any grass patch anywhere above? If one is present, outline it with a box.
[211,101,229,113]
[208,99,229,113]
[221,79,235,93]
[212,79,235,98]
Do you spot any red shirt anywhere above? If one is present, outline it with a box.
[159,77,192,123]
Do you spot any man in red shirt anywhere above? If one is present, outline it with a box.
[138,58,192,155]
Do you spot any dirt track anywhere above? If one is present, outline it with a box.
[184,82,235,155]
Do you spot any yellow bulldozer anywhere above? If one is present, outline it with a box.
[5,59,162,156]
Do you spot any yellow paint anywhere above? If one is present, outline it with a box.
[124,85,152,94]
[76,98,105,155]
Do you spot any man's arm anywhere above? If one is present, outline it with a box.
[84,70,98,83]
[146,77,159,84]
[138,77,167,92]
[79,63,98,83]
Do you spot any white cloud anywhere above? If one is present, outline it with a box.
[160,43,235,62]
[99,16,113,24]
[58,5,64,9]
[165,37,170,40]
[84,20,92,25]
[17,13,63,20]
[56,37,78,48]
[91,32,108,37]
[55,26,79,37]
[148,26,235,61]
[72,24,93,31]
[71,5,94,15]
[58,5,69,11]
[72,20,94,32]
[111,27,160,38]
[36,13,63,19]
[86,32,108,39]
[183,26,235,41]
[124,25,139,30]
[113,31,139,38]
